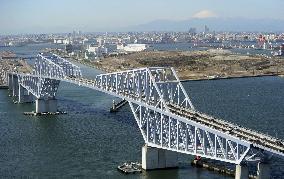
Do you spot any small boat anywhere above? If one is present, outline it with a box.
[117,162,142,174]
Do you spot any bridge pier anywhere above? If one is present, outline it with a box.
[235,163,249,179]
[142,144,178,170]
[18,85,34,103]
[257,161,270,179]
[11,75,19,98]
[7,74,11,89]
[7,74,15,92]
[36,98,58,113]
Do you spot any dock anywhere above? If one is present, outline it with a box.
[191,159,256,179]
[23,111,67,116]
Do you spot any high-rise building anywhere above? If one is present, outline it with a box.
[204,25,210,34]
[72,30,76,38]
[189,27,197,35]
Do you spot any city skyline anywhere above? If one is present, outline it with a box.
[1,0,284,34]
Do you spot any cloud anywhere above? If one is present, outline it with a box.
[193,10,218,19]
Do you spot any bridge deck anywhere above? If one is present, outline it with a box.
[167,103,284,156]
[4,54,284,164]
[67,76,284,157]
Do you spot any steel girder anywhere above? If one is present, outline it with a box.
[4,55,284,164]
[129,102,251,164]
[35,54,81,78]
[6,63,252,164]
[18,75,60,99]
[16,53,82,99]
[92,67,251,164]
[94,67,194,111]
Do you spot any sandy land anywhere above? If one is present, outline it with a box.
[84,49,284,80]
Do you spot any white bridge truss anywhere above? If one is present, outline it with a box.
[14,53,81,99]
[1,54,284,165]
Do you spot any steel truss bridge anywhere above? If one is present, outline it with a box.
[1,53,284,167]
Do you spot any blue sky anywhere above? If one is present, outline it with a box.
[0,0,283,34]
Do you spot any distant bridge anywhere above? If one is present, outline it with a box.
[1,53,284,179]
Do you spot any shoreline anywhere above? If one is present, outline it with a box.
[54,50,284,82]
[181,73,281,82]
[71,58,282,82]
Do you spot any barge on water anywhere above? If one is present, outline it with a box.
[117,162,142,174]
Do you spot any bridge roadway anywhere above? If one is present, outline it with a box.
[5,53,284,178]
[60,75,284,158]
[167,103,284,155]
[12,71,284,157]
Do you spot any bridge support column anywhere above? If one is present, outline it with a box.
[8,74,11,89]
[36,99,57,113]
[235,163,249,179]
[142,144,178,170]
[18,85,34,103]
[257,162,270,179]
[12,75,19,98]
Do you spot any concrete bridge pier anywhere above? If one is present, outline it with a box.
[257,161,270,179]
[12,75,19,98]
[18,85,34,103]
[8,74,12,90]
[235,163,249,179]
[35,98,58,113]
[142,144,178,170]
